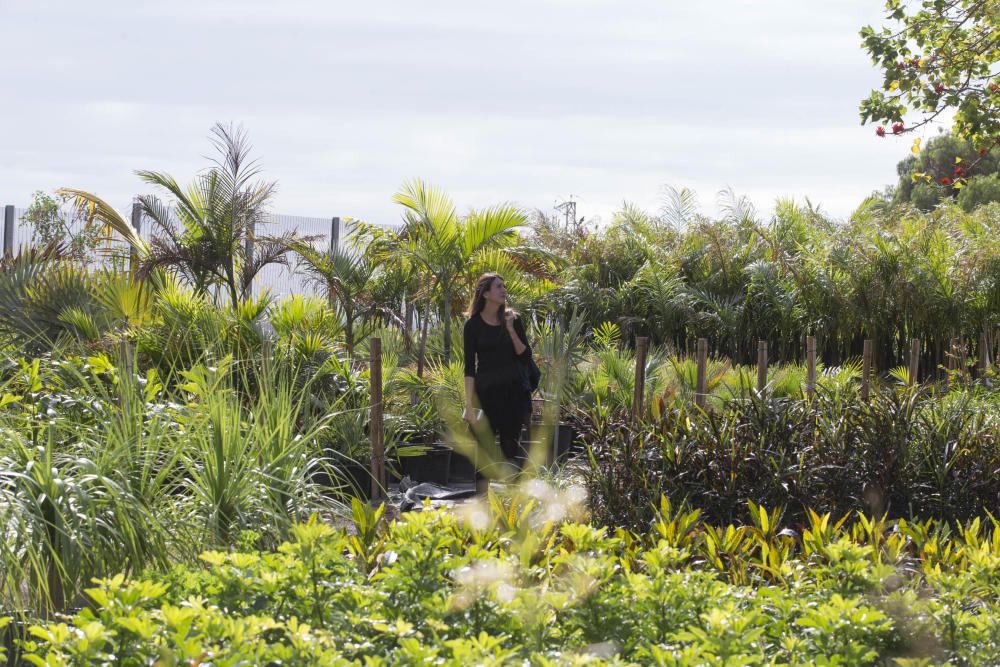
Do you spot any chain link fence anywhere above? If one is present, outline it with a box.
[2,202,402,300]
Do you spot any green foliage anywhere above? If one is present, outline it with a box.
[20,191,104,260]
[17,498,1000,665]
[0,352,349,615]
[893,133,1000,209]
[959,174,1000,211]
[371,178,553,368]
[534,194,1000,375]
[62,123,301,310]
[860,0,1000,145]
[582,384,1000,529]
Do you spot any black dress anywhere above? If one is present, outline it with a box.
[463,313,533,459]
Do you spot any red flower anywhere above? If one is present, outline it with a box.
[941,177,953,185]
[934,83,945,94]
[876,127,886,137]
[955,166,965,177]
[891,122,905,134]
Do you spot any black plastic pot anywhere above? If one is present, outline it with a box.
[312,457,374,499]
[556,422,576,459]
[448,448,477,482]
[2,616,29,666]
[399,443,452,485]
[342,461,375,499]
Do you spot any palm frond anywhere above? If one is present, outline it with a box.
[57,188,149,257]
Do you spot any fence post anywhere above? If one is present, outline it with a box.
[130,201,142,275]
[861,339,872,401]
[757,340,768,394]
[243,218,255,298]
[806,336,816,399]
[370,337,385,502]
[695,338,708,409]
[632,336,649,422]
[3,205,14,257]
[330,216,341,254]
[909,338,920,386]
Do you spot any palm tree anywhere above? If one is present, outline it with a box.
[61,123,298,309]
[383,179,529,369]
[287,239,382,360]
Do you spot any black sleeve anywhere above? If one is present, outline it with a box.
[463,318,477,377]
[513,316,532,361]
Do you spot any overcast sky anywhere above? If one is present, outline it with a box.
[1,0,944,227]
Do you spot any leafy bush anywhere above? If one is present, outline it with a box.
[14,495,1000,665]
[582,385,1000,529]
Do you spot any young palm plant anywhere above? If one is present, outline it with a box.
[381,179,530,369]
[61,123,301,309]
[286,238,381,361]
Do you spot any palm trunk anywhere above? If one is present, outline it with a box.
[979,326,991,376]
[416,296,431,378]
[345,315,354,363]
[442,285,452,363]
[403,299,414,355]
[225,260,240,310]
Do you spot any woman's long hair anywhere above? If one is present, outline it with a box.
[467,272,516,320]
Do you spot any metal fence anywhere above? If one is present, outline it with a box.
[1,202,402,300]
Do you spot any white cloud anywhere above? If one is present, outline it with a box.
[0,0,915,226]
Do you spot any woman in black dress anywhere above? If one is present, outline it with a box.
[462,272,533,462]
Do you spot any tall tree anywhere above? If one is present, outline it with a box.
[383,180,528,369]
[61,123,298,309]
[287,239,381,360]
[860,1,1000,153]
[892,132,1000,209]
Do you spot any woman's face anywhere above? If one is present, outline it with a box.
[483,278,507,305]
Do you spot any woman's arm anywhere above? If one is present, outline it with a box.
[464,376,477,417]
[506,312,529,357]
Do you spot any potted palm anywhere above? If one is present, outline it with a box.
[316,408,376,499]
[386,400,451,485]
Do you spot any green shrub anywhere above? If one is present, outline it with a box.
[582,385,1000,528]
[16,498,1000,665]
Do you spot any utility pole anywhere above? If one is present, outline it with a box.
[555,196,579,232]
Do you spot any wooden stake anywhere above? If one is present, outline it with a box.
[806,336,816,399]
[695,338,708,409]
[632,336,649,422]
[908,338,920,386]
[756,340,768,394]
[370,337,385,501]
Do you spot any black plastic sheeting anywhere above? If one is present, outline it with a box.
[392,476,477,511]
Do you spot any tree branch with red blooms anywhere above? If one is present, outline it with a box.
[860,0,1000,158]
